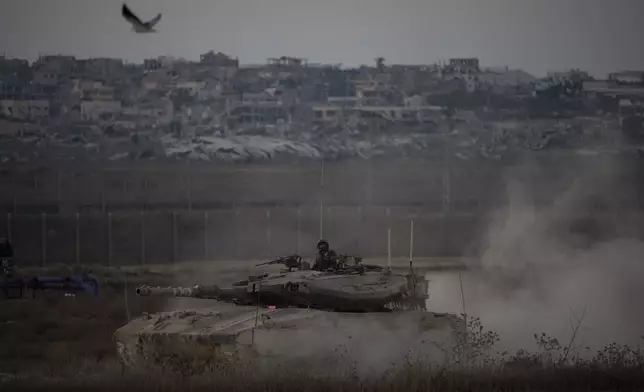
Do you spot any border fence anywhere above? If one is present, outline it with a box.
[1,205,640,266]
[2,157,643,265]
[0,206,494,266]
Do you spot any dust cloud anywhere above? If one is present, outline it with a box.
[251,312,457,377]
[156,154,644,370]
[426,154,644,356]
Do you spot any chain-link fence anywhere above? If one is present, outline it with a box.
[0,206,494,266]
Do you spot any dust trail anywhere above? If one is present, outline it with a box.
[427,154,644,356]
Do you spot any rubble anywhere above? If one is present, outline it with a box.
[0,115,630,163]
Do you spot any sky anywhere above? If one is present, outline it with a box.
[1,0,643,78]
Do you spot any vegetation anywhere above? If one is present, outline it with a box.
[2,267,644,391]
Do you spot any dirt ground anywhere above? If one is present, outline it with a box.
[0,268,171,378]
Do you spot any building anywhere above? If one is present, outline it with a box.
[140,70,175,90]
[477,69,536,94]
[0,81,27,100]
[174,81,207,97]
[32,67,59,86]
[353,79,394,106]
[144,58,163,71]
[404,95,424,108]
[0,99,50,120]
[0,57,30,80]
[80,100,121,121]
[547,69,590,83]
[32,54,76,84]
[121,98,174,126]
[200,51,239,68]
[241,91,282,106]
[327,96,360,107]
[311,102,441,125]
[462,74,479,93]
[608,71,644,85]
[72,79,115,101]
[312,104,343,123]
[446,58,480,75]
[267,56,306,68]
[82,58,124,79]
[33,55,76,72]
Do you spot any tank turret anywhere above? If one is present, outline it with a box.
[135,252,430,312]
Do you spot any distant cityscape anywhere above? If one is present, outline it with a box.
[0,51,643,163]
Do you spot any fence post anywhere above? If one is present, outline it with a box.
[56,171,61,206]
[387,227,392,270]
[409,219,415,262]
[319,203,323,239]
[100,173,106,213]
[107,212,113,266]
[6,213,11,242]
[143,179,149,211]
[296,208,301,255]
[41,213,46,266]
[123,273,130,323]
[204,211,209,261]
[234,207,239,259]
[75,212,80,265]
[140,211,146,265]
[187,176,192,211]
[172,211,177,263]
[266,209,271,257]
[11,178,17,214]
[356,206,362,254]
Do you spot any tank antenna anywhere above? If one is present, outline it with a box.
[409,219,414,271]
[387,227,392,273]
[252,280,261,344]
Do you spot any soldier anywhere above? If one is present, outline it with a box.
[313,239,337,271]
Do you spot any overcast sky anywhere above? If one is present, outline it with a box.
[1,0,643,78]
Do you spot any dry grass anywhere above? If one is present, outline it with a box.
[3,266,644,391]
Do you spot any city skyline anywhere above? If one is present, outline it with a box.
[1,0,643,78]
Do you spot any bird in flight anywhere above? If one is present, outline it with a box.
[121,3,162,33]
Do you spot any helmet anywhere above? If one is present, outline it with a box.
[317,239,329,252]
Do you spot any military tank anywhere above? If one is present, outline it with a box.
[114,253,464,373]
[135,254,429,312]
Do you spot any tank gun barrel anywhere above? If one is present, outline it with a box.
[135,284,251,303]
[136,285,205,298]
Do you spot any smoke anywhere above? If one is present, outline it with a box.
[251,311,459,377]
[154,152,644,370]
[427,153,644,355]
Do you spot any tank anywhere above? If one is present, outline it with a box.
[114,254,463,372]
[134,254,430,312]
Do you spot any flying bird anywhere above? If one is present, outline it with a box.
[121,3,162,33]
